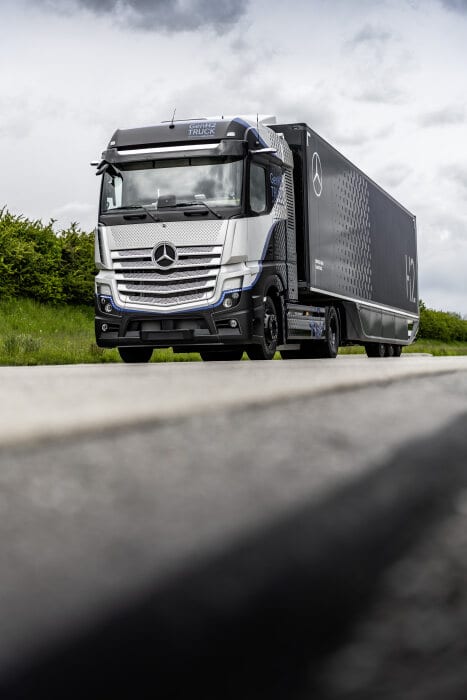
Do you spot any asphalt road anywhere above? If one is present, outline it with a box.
[1,355,467,698]
[2,354,467,447]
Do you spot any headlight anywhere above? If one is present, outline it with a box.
[97,283,112,296]
[222,291,241,309]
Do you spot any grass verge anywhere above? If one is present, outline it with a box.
[0,299,466,365]
[0,299,200,365]
[339,340,467,356]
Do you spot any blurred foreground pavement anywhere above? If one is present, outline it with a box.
[0,358,466,698]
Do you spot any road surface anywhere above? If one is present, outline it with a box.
[0,355,467,698]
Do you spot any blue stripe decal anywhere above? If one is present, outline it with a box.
[233,117,268,148]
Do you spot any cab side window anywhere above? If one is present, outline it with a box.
[249,163,267,214]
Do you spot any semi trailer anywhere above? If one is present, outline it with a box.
[93,115,419,362]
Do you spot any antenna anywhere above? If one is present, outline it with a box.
[256,113,259,130]
[169,108,176,129]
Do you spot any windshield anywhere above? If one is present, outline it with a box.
[100,156,243,213]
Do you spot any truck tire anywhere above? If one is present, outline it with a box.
[393,345,403,357]
[247,295,279,361]
[199,349,244,361]
[118,347,153,363]
[365,343,386,357]
[299,306,340,359]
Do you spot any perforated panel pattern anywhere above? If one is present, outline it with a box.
[258,125,294,167]
[333,170,372,299]
[127,293,205,306]
[108,221,225,249]
[284,167,298,300]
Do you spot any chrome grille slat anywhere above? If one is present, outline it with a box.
[120,280,215,294]
[115,257,220,270]
[178,251,222,258]
[116,270,217,282]
[112,249,152,259]
[177,245,221,255]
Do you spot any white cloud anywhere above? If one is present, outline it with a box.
[1,0,467,314]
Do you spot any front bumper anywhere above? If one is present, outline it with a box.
[95,291,259,350]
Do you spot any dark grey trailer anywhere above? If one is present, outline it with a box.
[272,123,419,357]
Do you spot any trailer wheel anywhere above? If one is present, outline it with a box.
[365,343,386,358]
[247,295,279,361]
[393,345,403,357]
[118,347,153,363]
[199,349,244,361]
[386,344,395,357]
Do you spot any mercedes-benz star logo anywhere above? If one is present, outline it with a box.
[152,242,177,268]
[312,152,323,198]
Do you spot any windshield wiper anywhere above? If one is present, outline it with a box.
[158,200,222,219]
[106,204,161,223]
[108,205,144,210]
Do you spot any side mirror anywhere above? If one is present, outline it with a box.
[94,160,123,179]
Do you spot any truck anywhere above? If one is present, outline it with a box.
[93,115,419,362]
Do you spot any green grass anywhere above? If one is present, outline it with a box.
[0,299,466,365]
[400,339,467,356]
[339,339,467,356]
[0,299,200,365]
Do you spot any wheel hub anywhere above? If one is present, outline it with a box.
[265,311,278,343]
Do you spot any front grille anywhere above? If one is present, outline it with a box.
[111,244,222,307]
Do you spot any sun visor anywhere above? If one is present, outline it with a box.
[102,139,245,164]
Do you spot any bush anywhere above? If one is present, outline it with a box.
[418,300,467,342]
[0,208,95,305]
[60,223,95,305]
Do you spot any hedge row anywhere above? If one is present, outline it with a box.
[418,300,467,342]
[0,208,95,305]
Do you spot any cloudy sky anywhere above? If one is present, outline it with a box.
[1,0,466,314]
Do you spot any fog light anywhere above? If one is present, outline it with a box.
[229,319,238,328]
[223,297,233,309]
[104,302,113,314]
[102,323,108,332]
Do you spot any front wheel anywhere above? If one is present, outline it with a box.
[247,295,279,361]
[118,346,153,363]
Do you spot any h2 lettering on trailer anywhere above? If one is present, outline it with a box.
[405,255,416,303]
